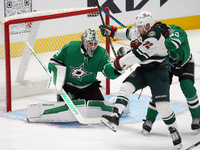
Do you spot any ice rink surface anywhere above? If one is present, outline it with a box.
[0,29,200,150]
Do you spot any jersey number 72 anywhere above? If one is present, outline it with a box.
[143,41,153,49]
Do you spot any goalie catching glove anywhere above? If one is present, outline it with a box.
[99,25,117,38]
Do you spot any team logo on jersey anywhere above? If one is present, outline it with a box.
[69,64,92,81]
[148,31,156,37]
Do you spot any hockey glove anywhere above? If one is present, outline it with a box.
[113,55,123,71]
[130,39,142,49]
[170,62,183,76]
[117,47,131,56]
[99,25,117,38]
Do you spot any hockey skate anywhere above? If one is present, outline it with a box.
[168,127,182,149]
[191,117,200,134]
[101,107,122,132]
[141,119,153,135]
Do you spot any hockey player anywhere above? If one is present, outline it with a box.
[142,22,200,135]
[99,11,182,149]
[48,28,121,102]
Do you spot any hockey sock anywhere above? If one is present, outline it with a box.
[180,79,200,118]
[146,106,158,123]
[145,98,158,123]
[156,101,176,127]
[115,96,129,114]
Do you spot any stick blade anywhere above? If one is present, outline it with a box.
[101,117,117,132]
[80,117,101,124]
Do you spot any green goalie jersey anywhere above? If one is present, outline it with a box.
[166,25,191,66]
[48,41,120,87]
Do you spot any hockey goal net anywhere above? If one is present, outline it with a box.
[0,7,110,112]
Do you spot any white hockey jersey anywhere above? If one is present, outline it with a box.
[115,25,168,69]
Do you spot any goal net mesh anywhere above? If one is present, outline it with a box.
[0,7,110,112]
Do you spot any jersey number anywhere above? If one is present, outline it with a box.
[143,41,153,49]
[170,32,179,37]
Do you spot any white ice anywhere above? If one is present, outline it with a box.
[0,29,200,150]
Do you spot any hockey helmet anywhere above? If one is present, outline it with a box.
[134,11,154,32]
[81,28,99,57]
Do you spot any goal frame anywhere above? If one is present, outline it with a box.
[3,7,110,112]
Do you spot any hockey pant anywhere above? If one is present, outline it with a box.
[57,81,104,102]
[115,64,177,127]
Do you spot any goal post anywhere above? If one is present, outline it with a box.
[0,7,110,112]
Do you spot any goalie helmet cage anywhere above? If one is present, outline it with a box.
[0,7,110,112]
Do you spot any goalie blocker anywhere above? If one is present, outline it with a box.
[27,98,130,123]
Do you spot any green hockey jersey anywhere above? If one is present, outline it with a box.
[166,25,191,66]
[48,41,119,87]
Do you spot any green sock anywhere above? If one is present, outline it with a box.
[180,79,200,118]
[146,107,158,123]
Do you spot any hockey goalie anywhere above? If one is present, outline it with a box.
[26,29,130,123]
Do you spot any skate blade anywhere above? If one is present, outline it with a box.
[176,143,183,150]
[26,117,30,122]
[101,117,117,132]
[193,128,200,135]
[141,129,149,135]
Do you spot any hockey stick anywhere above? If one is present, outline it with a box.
[93,0,117,57]
[26,41,101,124]
[186,141,200,150]
[95,4,126,29]
[168,61,175,67]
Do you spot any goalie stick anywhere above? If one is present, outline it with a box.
[26,41,101,124]
[186,141,200,150]
[93,0,117,57]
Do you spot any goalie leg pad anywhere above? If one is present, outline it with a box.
[87,100,115,118]
[27,100,87,123]
[87,97,130,118]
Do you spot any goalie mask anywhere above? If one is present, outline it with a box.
[81,29,99,57]
[134,11,154,32]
